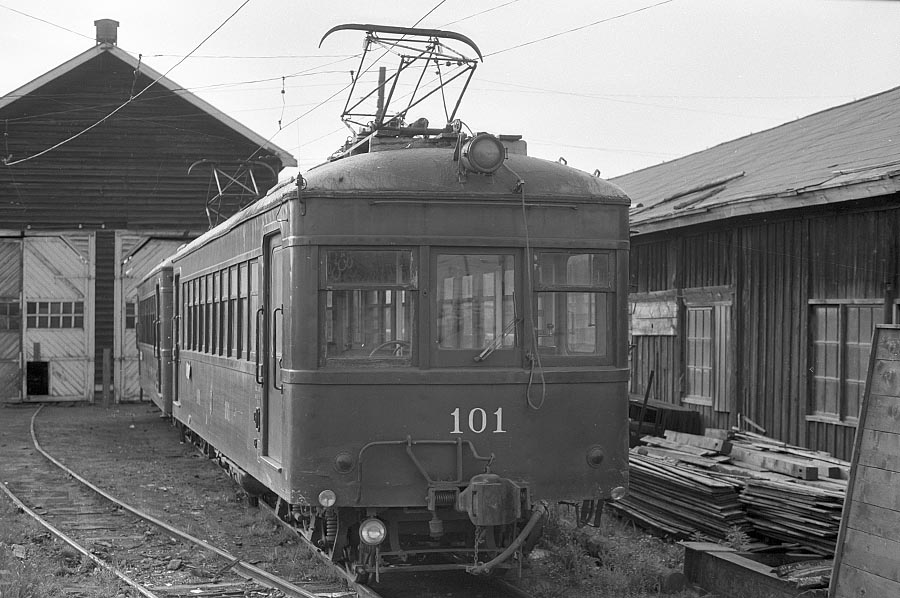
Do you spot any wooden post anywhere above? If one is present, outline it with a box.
[102,348,111,405]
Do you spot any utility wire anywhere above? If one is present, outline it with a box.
[440,0,520,27]
[0,2,94,41]
[485,0,675,57]
[3,0,253,166]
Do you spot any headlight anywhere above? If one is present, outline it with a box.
[461,133,505,174]
[359,518,387,546]
[610,486,628,501]
[318,489,337,507]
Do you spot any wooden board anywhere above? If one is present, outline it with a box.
[830,325,900,597]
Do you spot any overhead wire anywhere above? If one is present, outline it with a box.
[2,0,253,167]
[0,2,94,41]
[484,0,676,58]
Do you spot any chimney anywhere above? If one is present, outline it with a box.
[94,19,119,46]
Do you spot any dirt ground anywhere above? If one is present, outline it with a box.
[1,402,341,594]
[1,402,708,598]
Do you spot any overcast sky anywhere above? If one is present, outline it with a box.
[2,0,898,179]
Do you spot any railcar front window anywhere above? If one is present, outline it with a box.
[322,250,415,368]
[534,252,614,360]
[436,254,517,352]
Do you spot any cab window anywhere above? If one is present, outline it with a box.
[434,252,519,366]
[534,252,614,363]
[321,249,416,368]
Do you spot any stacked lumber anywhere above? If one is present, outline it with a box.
[729,431,850,481]
[612,428,849,555]
[740,478,845,556]
[610,451,751,541]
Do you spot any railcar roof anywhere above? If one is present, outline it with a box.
[302,148,629,201]
[164,145,629,264]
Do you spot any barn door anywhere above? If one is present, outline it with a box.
[261,232,284,465]
[22,235,93,401]
[116,235,185,402]
[0,239,23,403]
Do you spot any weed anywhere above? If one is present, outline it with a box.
[519,503,699,598]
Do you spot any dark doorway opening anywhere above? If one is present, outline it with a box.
[27,361,49,395]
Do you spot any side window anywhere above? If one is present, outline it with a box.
[684,305,714,403]
[533,252,614,363]
[321,249,416,368]
[810,302,882,423]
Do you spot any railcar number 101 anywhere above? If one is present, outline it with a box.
[450,407,506,434]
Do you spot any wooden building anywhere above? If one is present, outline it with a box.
[0,20,295,403]
[612,86,900,460]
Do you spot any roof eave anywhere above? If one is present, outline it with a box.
[630,174,900,236]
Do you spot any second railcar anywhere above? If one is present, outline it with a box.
[135,262,175,415]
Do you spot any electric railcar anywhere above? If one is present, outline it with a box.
[138,25,630,576]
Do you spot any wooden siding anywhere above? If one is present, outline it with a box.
[682,230,734,288]
[630,334,679,404]
[630,200,900,460]
[630,239,671,293]
[738,219,809,448]
[0,52,282,231]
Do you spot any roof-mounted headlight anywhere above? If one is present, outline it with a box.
[461,133,506,174]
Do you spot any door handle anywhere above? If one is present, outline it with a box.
[254,307,264,385]
[272,306,283,391]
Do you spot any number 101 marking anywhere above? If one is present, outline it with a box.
[450,407,506,434]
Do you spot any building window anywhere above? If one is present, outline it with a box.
[810,302,883,423]
[682,293,732,411]
[0,301,20,330]
[685,306,713,403]
[26,301,84,329]
[125,301,136,330]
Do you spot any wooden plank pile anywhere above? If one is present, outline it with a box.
[611,428,850,556]
[728,431,848,556]
[611,452,749,540]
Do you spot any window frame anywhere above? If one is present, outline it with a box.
[680,287,733,412]
[431,248,521,368]
[531,250,616,367]
[319,247,418,369]
[807,299,883,425]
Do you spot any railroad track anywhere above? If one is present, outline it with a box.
[0,406,358,598]
[1,404,538,598]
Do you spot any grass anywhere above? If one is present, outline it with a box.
[0,501,64,597]
[0,501,134,598]
[513,503,702,598]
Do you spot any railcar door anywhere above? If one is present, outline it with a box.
[261,232,284,466]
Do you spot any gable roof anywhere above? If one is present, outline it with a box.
[0,44,297,168]
[612,86,900,235]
